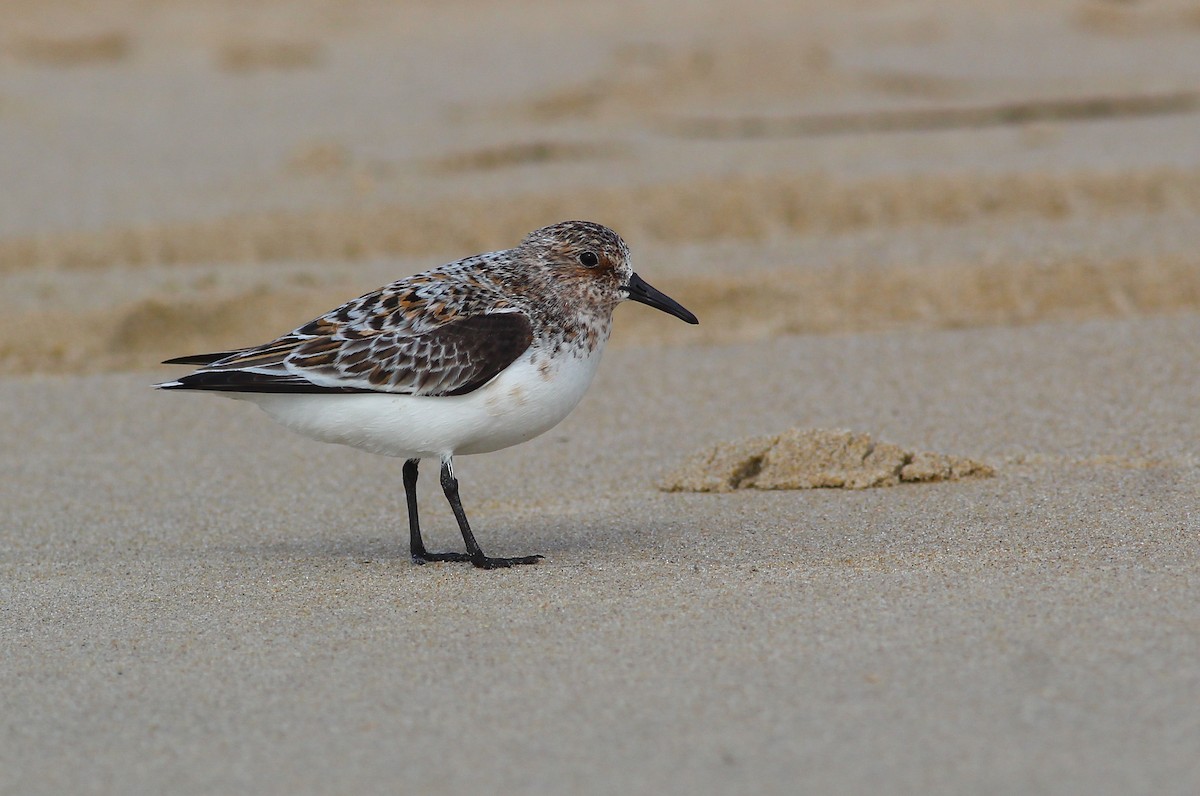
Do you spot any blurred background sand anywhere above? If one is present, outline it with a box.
[1,1,1198,793]
[3,0,1200,372]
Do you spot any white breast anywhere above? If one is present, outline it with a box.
[230,344,606,459]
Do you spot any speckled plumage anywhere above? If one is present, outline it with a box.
[159,221,697,568]
[163,221,634,396]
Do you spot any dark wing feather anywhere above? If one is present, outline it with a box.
[288,312,534,395]
[162,369,370,393]
[161,351,243,366]
[161,312,534,397]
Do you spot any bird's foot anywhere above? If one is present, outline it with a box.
[471,554,544,570]
[411,550,473,565]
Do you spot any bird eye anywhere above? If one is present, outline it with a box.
[578,251,599,268]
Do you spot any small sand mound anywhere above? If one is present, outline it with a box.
[659,428,994,492]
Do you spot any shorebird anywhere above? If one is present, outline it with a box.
[159,221,698,568]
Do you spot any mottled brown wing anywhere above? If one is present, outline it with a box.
[288,311,534,395]
[164,311,534,395]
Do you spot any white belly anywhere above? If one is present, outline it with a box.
[230,346,604,459]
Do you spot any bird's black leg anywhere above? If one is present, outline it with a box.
[439,457,542,569]
[404,458,470,564]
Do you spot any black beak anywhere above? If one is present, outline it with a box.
[623,272,699,324]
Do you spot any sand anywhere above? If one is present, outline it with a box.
[2,1,1199,793]
[659,427,994,491]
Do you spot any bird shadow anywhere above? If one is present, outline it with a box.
[208,517,670,566]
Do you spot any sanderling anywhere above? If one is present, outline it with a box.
[159,221,698,568]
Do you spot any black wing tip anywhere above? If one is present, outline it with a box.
[157,369,374,394]
[155,373,225,391]
[162,351,238,366]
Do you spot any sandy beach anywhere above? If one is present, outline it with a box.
[2,1,1199,793]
